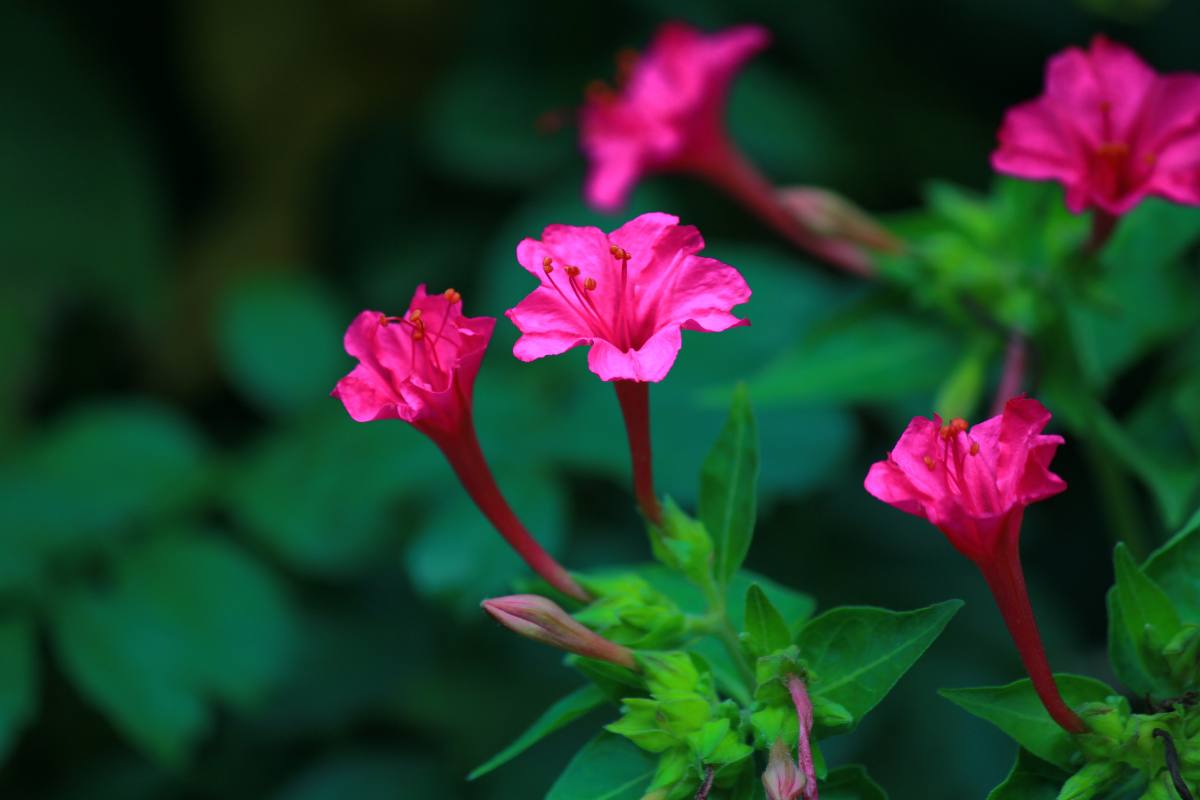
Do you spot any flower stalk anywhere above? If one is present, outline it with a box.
[614,380,662,525]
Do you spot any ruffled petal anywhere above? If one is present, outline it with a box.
[506,288,594,362]
[331,363,411,423]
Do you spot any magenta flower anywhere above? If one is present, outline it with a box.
[580,23,884,275]
[581,22,768,211]
[333,286,492,434]
[993,36,1200,220]
[333,286,589,602]
[507,213,750,524]
[508,212,750,383]
[864,397,1084,734]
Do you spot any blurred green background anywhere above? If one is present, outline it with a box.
[2,0,1199,798]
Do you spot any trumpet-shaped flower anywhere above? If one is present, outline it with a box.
[865,398,1085,733]
[507,212,750,383]
[580,22,768,212]
[333,286,588,601]
[992,36,1200,216]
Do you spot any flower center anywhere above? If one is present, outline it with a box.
[378,288,463,384]
[542,249,639,350]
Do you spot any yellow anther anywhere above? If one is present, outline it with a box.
[444,288,461,304]
[584,277,597,291]
[923,455,936,470]
[565,265,581,277]
[950,418,968,435]
[969,441,980,456]
[409,308,422,322]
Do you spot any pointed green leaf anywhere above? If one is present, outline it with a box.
[469,684,607,780]
[1106,590,1160,699]
[939,675,1114,769]
[799,600,962,733]
[545,732,656,800]
[700,384,759,585]
[744,583,792,659]
[1143,511,1200,620]
[0,616,37,765]
[986,749,1067,800]
[1113,543,1182,651]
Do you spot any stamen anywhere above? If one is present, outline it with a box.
[565,265,581,277]
[923,455,936,470]
[584,277,597,291]
[543,256,554,274]
[409,308,422,322]
[969,441,980,456]
[444,288,461,304]
[950,418,969,435]
[939,424,952,440]
[1097,142,1129,158]
[379,314,406,327]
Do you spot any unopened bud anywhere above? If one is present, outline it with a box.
[482,594,637,670]
[762,738,805,800]
[779,186,905,254]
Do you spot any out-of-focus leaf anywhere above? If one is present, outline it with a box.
[822,764,888,800]
[730,66,842,182]
[0,403,206,575]
[939,675,1114,769]
[49,531,295,765]
[273,751,442,800]
[985,748,1066,800]
[216,276,346,416]
[745,311,961,406]
[545,732,656,800]
[799,601,962,734]
[0,616,37,765]
[405,472,566,614]
[227,406,434,576]
[701,384,759,586]
[469,684,608,780]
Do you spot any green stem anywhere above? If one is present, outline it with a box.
[700,575,755,690]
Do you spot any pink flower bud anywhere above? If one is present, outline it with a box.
[762,738,805,800]
[482,595,637,670]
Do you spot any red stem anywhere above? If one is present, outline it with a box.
[975,523,1086,734]
[1086,210,1118,255]
[990,333,1028,416]
[786,675,819,800]
[433,416,590,602]
[613,380,662,525]
[684,139,874,278]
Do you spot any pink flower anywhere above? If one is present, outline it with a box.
[507,212,750,383]
[992,35,1200,216]
[762,739,805,800]
[580,22,768,211]
[333,286,589,602]
[864,398,1085,734]
[332,285,493,436]
[864,397,1066,563]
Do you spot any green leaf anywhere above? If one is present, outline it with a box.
[469,684,608,780]
[986,749,1067,800]
[822,764,888,800]
[545,732,656,800]
[0,616,37,765]
[49,530,295,764]
[700,384,760,586]
[0,403,206,565]
[216,276,346,416]
[744,583,792,659]
[1108,543,1182,693]
[745,312,961,406]
[1143,511,1200,621]
[798,600,962,733]
[938,675,1114,769]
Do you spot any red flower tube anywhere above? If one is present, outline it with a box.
[332,285,588,602]
[864,397,1085,734]
[579,22,895,276]
[506,213,751,524]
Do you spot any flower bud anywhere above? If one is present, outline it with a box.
[778,186,905,254]
[482,594,637,669]
[762,738,805,800]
